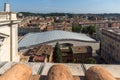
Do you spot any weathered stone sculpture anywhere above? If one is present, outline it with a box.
[85,66,116,80]
[0,63,32,80]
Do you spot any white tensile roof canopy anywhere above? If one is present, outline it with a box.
[19,30,96,49]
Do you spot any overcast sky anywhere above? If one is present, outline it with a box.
[0,0,120,13]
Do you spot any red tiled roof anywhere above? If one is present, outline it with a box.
[33,55,45,62]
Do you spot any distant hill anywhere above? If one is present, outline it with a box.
[18,12,120,19]
[18,12,73,17]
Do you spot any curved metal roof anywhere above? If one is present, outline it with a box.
[19,30,96,49]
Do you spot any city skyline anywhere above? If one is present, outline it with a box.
[0,0,120,13]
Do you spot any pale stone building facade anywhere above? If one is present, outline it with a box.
[101,27,120,63]
[0,3,21,62]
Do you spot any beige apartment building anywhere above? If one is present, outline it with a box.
[0,3,21,62]
[101,27,120,63]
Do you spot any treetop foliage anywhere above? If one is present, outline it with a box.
[53,42,63,63]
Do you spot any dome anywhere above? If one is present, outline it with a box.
[0,63,32,80]
[85,66,116,80]
[46,64,73,80]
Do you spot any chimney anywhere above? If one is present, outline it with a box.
[4,3,10,12]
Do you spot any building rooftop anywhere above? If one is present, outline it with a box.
[107,27,120,35]
[33,56,45,62]
[23,45,53,56]
[36,45,53,56]
[20,45,53,62]
[19,30,96,49]
[71,46,92,54]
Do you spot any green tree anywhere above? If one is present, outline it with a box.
[86,58,96,64]
[53,42,63,63]
[81,27,88,33]
[72,26,82,32]
[87,26,96,35]
[81,26,96,35]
